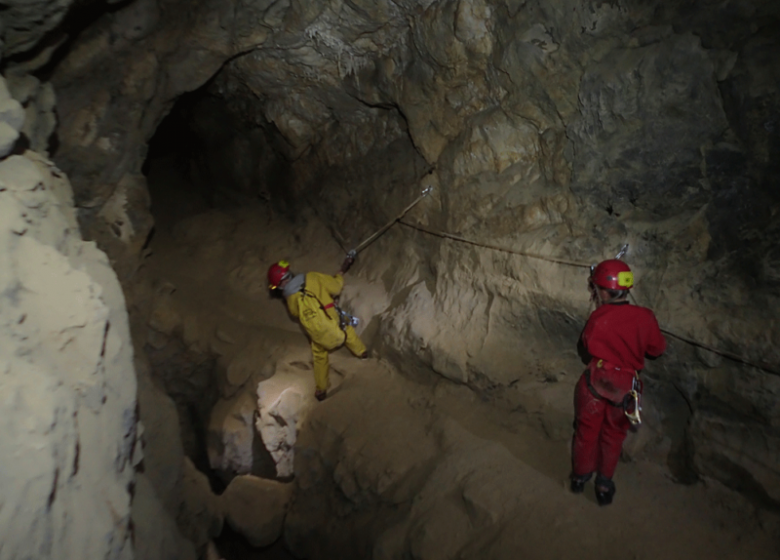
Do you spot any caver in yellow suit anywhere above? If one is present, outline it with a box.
[268,259,366,400]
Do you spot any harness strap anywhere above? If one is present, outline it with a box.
[300,285,347,337]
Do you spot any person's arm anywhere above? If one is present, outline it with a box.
[321,256,353,297]
[645,312,667,357]
[580,316,594,352]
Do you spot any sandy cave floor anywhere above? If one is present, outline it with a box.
[133,159,780,559]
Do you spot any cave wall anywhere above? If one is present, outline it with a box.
[0,148,138,557]
[5,0,779,525]
[0,4,227,559]
[177,0,780,503]
[0,6,141,558]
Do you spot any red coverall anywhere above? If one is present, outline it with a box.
[572,301,666,479]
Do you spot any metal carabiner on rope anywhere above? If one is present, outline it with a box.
[348,185,434,256]
[624,376,642,426]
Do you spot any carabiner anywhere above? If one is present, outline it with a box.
[624,389,642,426]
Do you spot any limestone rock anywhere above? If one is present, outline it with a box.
[287,362,780,560]
[177,458,224,548]
[148,290,183,337]
[222,475,293,548]
[0,75,24,157]
[689,410,780,503]
[0,0,75,57]
[136,359,187,516]
[0,97,25,133]
[255,361,318,478]
[132,473,198,560]
[218,341,274,399]
[0,122,20,159]
[6,74,58,155]
[0,150,137,559]
[208,390,258,483]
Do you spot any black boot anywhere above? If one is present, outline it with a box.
[570,473,592,494]
[595,475,616,506]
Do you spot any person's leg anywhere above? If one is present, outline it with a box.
[571,373,606,490]
[594,401,631,505]
[343,325,367,358]
[311,341,330,399]
[598,402,631,478]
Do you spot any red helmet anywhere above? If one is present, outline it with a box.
[591,259,633,290]
[268,260,291,289]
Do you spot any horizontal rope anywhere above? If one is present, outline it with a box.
[399,219,780,377]
[625,293,780,377]
[399,220,592,268]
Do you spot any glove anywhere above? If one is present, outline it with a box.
[340,256,355,274]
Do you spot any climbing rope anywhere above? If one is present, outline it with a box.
[627,293,780,377]
[350,186,433,255]
[396,219,780,377]
[399,220,592,268]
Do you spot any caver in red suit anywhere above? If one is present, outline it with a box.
[570,259,666,505]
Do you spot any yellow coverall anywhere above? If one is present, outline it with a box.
[286,272,366,392]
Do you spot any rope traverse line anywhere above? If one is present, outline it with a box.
[352,186,433,255]
[398,219,780,377]
[398,220,592,268]
[658,328,780,376]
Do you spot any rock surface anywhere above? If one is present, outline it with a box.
[0,75,25,157]
[255,358,319,478]
[285,362,780,560]
[1,3,778,558]
[0,149,137,559]
[222,475,293,548]
[208,390,258,483]
[178,457,224,548]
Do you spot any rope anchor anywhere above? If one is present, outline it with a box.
[349,185,433,256]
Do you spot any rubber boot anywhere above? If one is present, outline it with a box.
[595,474,616,506]
[570,472,592,494]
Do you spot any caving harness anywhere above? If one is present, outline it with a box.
[337,306,360,329]
[297,279,360,349]
[585,359,644,426]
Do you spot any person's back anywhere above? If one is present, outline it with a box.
[286,272,343,326]
[582,301,666,386]
[570,259,666,506]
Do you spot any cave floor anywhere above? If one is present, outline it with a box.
[133,160,780,559]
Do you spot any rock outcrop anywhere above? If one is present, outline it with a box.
[0,148,138,558]
[255,360,319,479]
[285,364,780,560]
[222,475,293,548]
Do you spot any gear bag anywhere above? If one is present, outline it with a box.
[585,360,644,425]
[298,285,346,351]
